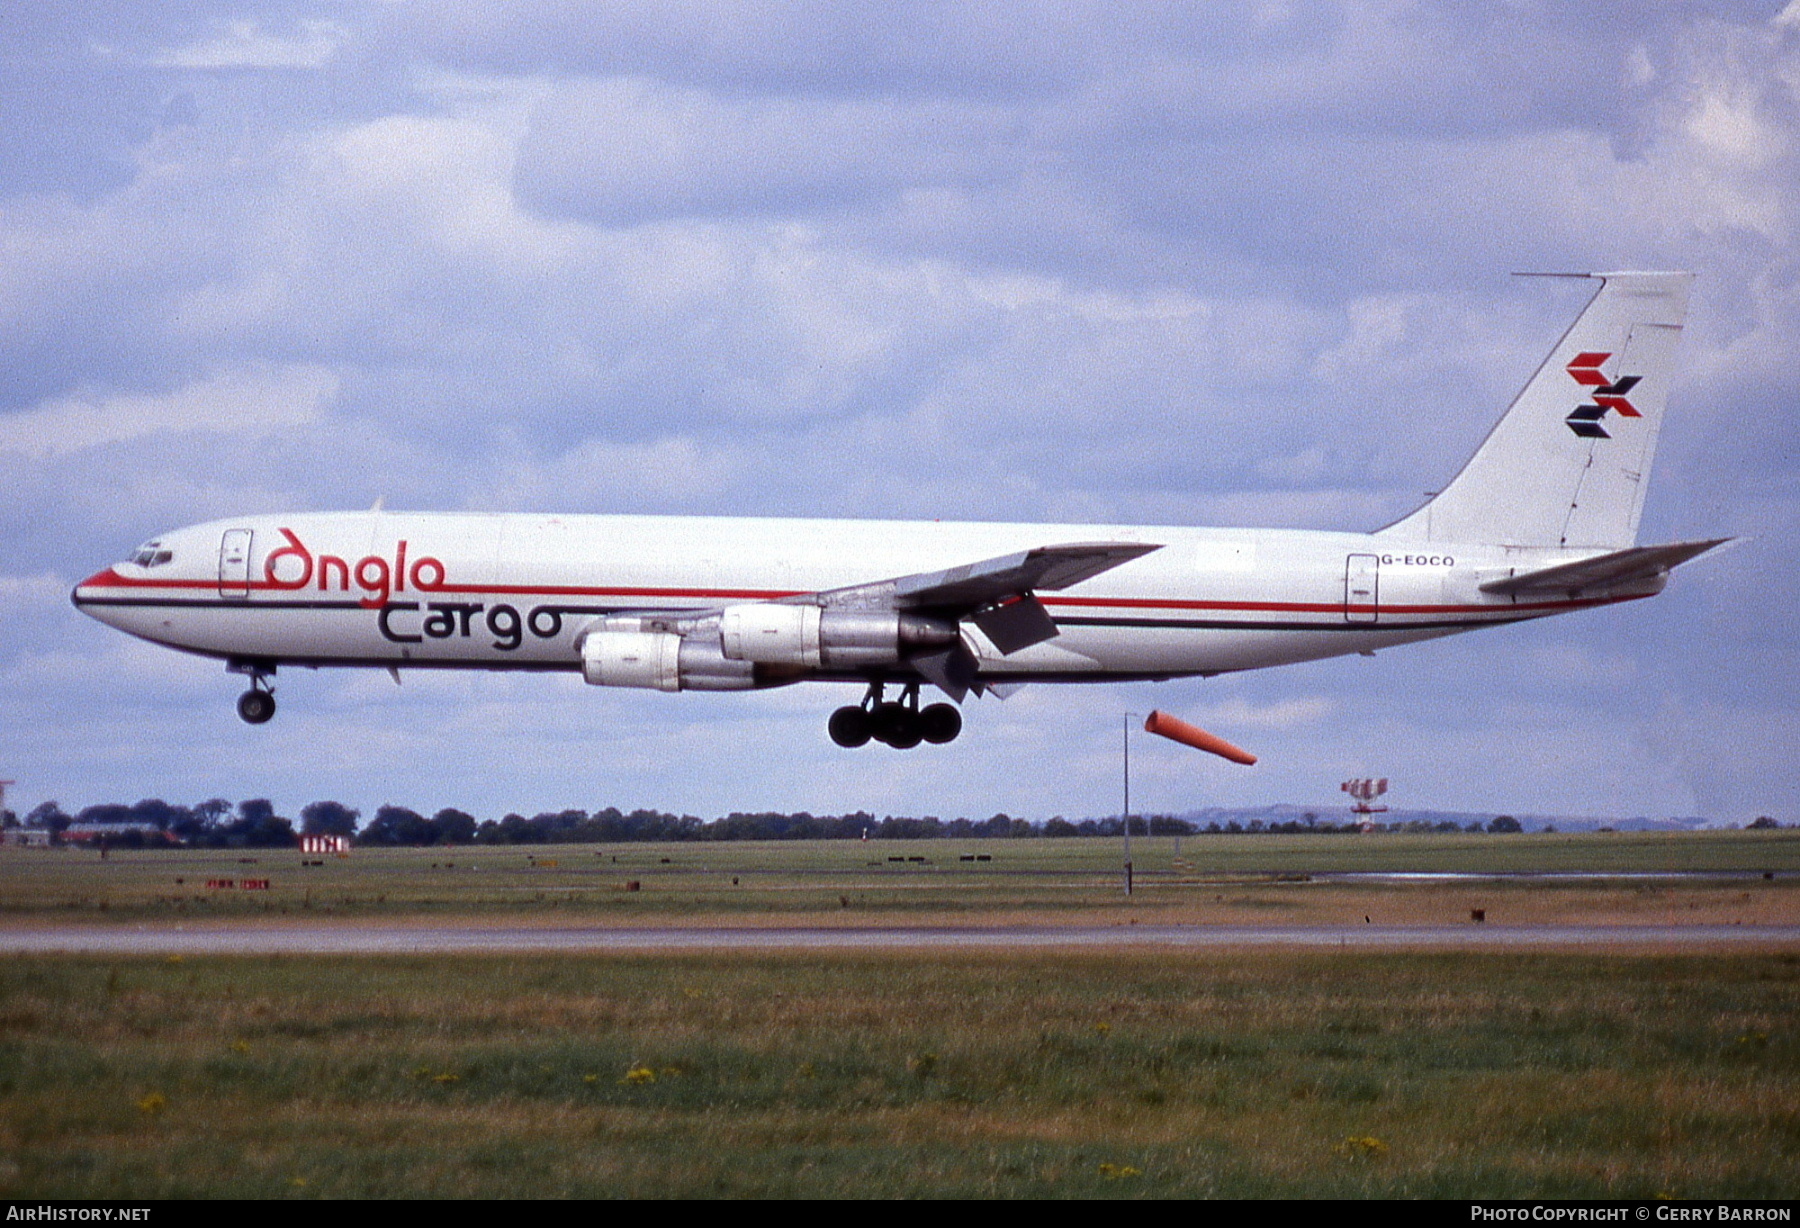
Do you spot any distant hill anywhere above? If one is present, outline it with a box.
[1160,804,1733,833]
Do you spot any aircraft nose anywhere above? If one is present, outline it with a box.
[73,566,116,594]
[71,567,126,616]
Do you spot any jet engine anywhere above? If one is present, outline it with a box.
[718,604,958,669]
[579,629,756,691]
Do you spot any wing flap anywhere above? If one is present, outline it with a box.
[970,594,1061,654]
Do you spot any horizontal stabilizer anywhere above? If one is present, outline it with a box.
[1479,538,1730,597]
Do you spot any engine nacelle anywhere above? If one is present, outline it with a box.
[718,604,958,669]
[720,604,820,666]
[581,630,680,691]
[580,630,756,691]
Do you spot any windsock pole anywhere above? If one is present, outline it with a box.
[1121,713,1135,896]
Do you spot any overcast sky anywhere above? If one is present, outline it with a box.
[4,1,1797,826]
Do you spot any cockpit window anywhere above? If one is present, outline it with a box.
[130,542,174,568]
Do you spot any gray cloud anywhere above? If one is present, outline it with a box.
[1,1,1796,823]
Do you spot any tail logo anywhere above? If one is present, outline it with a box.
[1564,351,1641,439]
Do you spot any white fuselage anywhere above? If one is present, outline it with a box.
[72,512,1652,685]
[67,273,1703,748]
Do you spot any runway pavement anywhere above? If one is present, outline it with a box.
[5,923,1798,954]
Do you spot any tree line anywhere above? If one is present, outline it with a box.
[0,797,1545,847]
[6,799,1181,847]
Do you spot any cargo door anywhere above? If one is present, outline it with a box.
[218,529,253,599]
[1344,553,1379,624]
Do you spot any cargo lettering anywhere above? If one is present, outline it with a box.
[377,601,588,651]
[379,601,525,651]
[266,532,595,652]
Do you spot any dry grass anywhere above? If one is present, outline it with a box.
[4,834,1794,1197]
[0,950,1795,1197]
[3,832,1797,929]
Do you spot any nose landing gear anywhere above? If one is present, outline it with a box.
[829,682,962,749]
[229,661,277,725]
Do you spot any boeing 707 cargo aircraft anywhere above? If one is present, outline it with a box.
[73,272,1723,750]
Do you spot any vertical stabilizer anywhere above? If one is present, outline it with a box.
[1380,272,1692,549]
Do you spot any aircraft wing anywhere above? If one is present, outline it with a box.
[1478,538,1730,598]
[890,542,1164,609]
[805,540,1162,698]
[603,541,1160,701]
[814,541,1159,647]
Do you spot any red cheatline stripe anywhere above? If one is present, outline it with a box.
[425,582,795,599]
[75,571,794,601]
[76,568,200,589]
[75,573,1639,618]
[1042,594,1632,615]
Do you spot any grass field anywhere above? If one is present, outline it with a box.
[0,949,1795,1198]
[3,833,1796,1198]
[3,830,1798,928]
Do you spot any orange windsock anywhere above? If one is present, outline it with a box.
[1143,710,1258,765]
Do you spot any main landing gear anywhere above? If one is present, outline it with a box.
[829,682,961,749]
[229,661,277,725]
